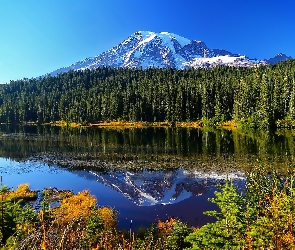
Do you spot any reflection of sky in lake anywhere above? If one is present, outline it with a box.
[0,158,125,204]
[0,157,246,230]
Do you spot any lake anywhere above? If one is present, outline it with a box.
[0,125,293,230]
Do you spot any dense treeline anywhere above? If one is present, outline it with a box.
[1,60,295,129]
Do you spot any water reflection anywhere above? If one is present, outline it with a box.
[0,125,294,229]
[83,169,245,206]
[0,125,294,170]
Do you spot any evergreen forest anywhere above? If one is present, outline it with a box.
[1,60,295,129]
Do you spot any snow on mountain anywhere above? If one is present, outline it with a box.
[48,31,292,76]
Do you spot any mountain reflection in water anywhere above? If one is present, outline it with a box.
[84,169,245,206]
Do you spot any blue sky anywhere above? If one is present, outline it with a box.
[0,0,294,83]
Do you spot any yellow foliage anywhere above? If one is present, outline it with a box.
[16,222,35,235]
[219,120,238,129]
[175,121,203,128]
[97,207,117,228]
[54,120,67,126]
[70,122,82,128]
[40,240,47,250]
[2,184,37,201]
[88,121,204,129]
[53,190,97,224]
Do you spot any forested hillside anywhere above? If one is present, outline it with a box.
[1,60,295,129]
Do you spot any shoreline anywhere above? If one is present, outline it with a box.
[4,120,238,130]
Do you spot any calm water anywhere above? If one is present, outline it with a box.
[0,125,293,230]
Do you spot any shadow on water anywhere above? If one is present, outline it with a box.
[0,125,294,229]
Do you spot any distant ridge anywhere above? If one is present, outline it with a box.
[49,31,293,76]
[265,53,292,65]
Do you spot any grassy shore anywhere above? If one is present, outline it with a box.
[42,120,239,130]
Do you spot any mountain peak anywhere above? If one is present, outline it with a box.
[134,30,155,37]
[277,53,286,57]
[265,53,292,65]
[133,31,191,48]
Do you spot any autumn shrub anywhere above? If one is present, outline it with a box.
[52,190,96,224]
[97,206,117,229]
[15,189,125,250]
[244,167,295,249]
[39,190,100,249]
[83,207,121,249]
[157,218,193,249]
[133,218,192,250]
[0,184,40,248]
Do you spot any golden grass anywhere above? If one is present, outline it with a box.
[19,119,240,131]
[175,121,203,128]
[90,121,160,129]
[54,120,67,127]
[88,121,204,129]
[219,120,238,130]
[42,120,204,129]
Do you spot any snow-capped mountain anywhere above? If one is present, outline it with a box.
[73,169,245,206]
[49,31,292,76]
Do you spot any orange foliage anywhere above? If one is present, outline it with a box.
[280,231,295,248]
[157,217,179,235]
